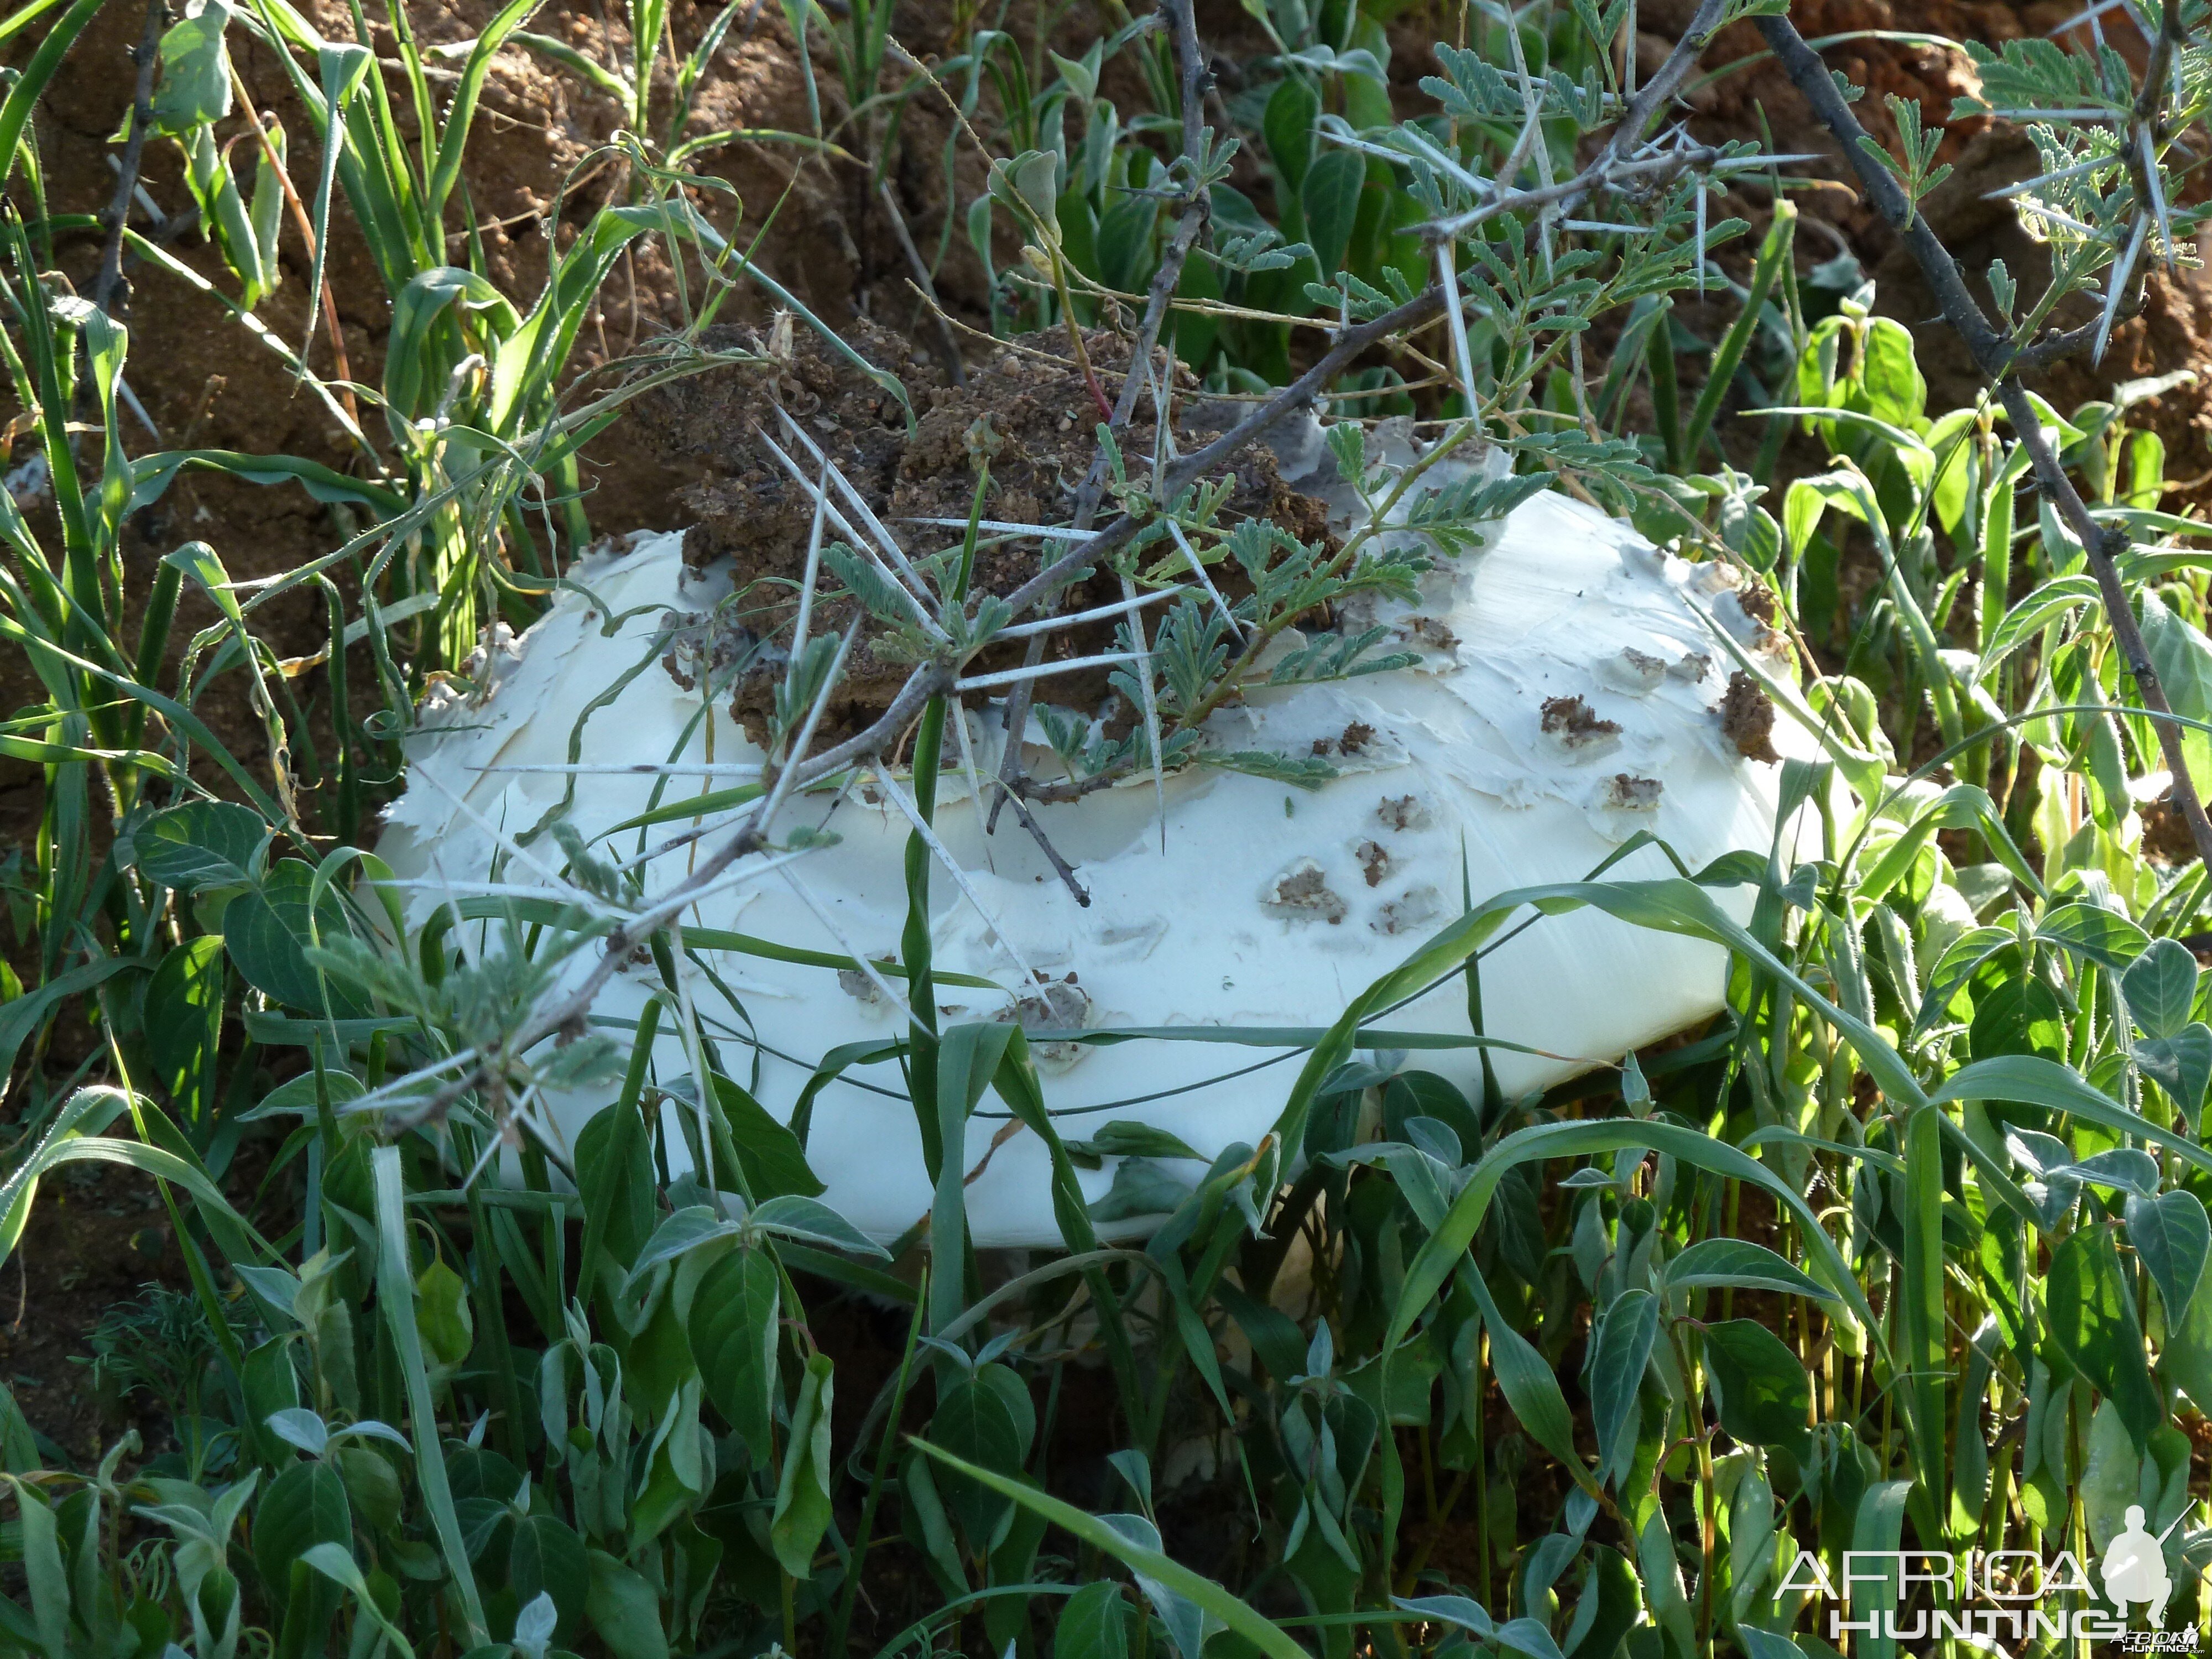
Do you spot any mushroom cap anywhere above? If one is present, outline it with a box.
[379,484,1798,1245]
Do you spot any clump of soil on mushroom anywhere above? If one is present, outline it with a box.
[630,320,1337,747]
[1540,695,1623,750]
[1720,670,1781,763]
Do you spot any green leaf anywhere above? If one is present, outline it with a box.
[2044,1227,2159,1451]
[708,1072,824,1199]
[585,1549,669,1659]
[2037,901,2150,968]
[909,1441,1306,1659]
[1847,1481,1912,1659]
[688,1246,778,1464]
[1301,149,1364,275]
[623,1206,739,1291]
[1702,1319,1812,1452]
[1589,1289,1657,1486]
[1975,574,2099,681]
[509,1515,588,1644]
[747,1194,887,1258]
[574,1105,656,1275]
[149,0,234,137]
[2137,1024,2212,1128]
[0,960,131,1090]
[254,1462,351,1614]
[2125,1191,2209,1324]
[135,800,267,892]
[2142,589,2212,794]
[2125,938,2203,1039]
[143,936,224,1115]
[1068,1121,1207,1163]
[369,1148,487,1645]
[1932,1055,2212,1182]
[1969,977,2065,1062]
[1467,1265,1590,1485]
[769,1353,834,1578]
[1636,1509,1695,1659]
[1057,1582,1133,1659]
[1664,1239,1840,1302]
[930,1378,1026,1545]
[1264,76,1320,196]
[223,860,370,1017]
[301,1543,416,1659]
[1855,316,1926,428]
[1096,192,1160,295]
[414,1258,473,1370]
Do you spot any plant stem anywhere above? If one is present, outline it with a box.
[92,0,166,318]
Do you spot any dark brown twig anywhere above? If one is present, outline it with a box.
[1756,11,2212,871]
[93,0,169,316]
[995,787,1092,905]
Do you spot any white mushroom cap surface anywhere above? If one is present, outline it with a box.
[378,479,1798,1245]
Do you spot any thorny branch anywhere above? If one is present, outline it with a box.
[1756,10,2212,872]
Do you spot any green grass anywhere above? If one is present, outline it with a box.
[3,0,2212,1655]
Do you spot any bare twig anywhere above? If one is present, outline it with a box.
[995,787,1091,905]
[93,0,169,316]
[986,0,1741,632]
[876,178,967,386]
[1757,11,2212,872]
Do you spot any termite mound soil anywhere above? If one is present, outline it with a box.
[629,317,1337,747]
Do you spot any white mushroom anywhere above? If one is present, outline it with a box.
[378,443,1803,1246]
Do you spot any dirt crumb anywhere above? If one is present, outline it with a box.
[1314,721,1376,758]
[1540,695,1623,752]
[1355,840,1391,886]
[1264,860,1348,925]
[1407,616,1460,653]
[1721,671,1781,763]
[1602,774,1664,812]
[1737,584,1777,627]
[1378,794,1432,832]
[1000,975,1092,1062]
[1372,887,1443,936]
[658,607,754,692]
[1603,646,1669,694]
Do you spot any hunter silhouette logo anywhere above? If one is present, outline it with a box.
[2102,1508,2180,1629]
